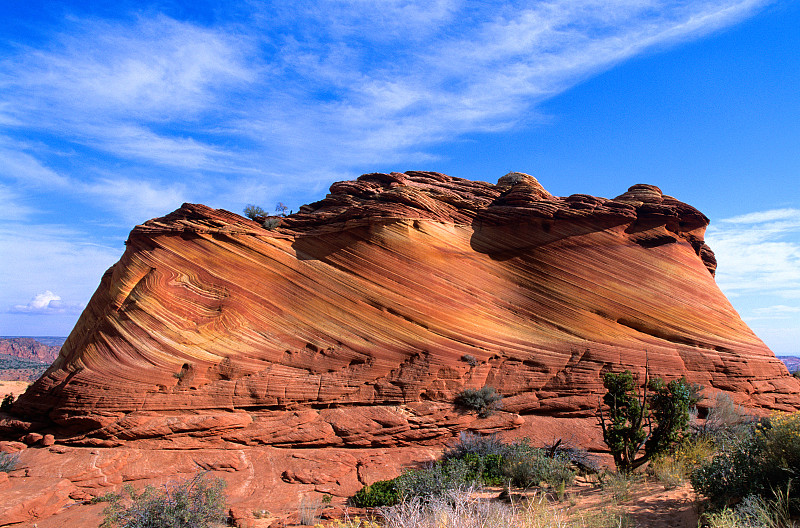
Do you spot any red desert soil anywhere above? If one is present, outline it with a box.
[2,171,797,527]
[1,439,700,528]
[0,382,30,403]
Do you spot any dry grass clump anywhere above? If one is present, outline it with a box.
[100,472,227,528]
[316,517,381,528]
[702,489,794,528]
[299,495,323,526]
[0,451,19,473]
[318,488,628,528]
[649,435,716,489]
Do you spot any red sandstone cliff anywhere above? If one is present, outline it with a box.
[0,338,60,364]
[6,171,798,447]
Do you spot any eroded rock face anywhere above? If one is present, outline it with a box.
[6,171,798,446]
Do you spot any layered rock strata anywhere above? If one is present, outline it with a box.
[6,171,798,446]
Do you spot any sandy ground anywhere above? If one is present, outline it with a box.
[568,477,699,528]
[290,480,700,528]
[0,380,30,402]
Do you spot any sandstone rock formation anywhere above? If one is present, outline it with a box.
[0,338,62,381]
[0,337,60,364]
[5,171,799,447]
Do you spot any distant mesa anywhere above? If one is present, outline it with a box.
[0,337,62,364]
[779,356,800,374]
[0,337,62,382]
[3,171,797,447]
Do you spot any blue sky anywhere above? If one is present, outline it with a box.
[1,1,798,354]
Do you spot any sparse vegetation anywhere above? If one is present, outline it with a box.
[455,386,503,418]
[253,508,271,519]
[461,354,479,367]
[351,433,581,511]
[692,411,800,513]
[597,369,698,473]
[701,488,794,528]
[375,488,630,528]
[243,204,267,220]
[695,392,753,445]
[351,479,401,508]
[599,470,638,503]
[1,393,13,411]
[649,435,716,489]
[100,472,227,528]
[299,495,323,525]
[262,217,281,230]
[0,451,19,473]
[316,516,381,528]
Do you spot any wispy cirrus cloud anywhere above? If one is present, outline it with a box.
[706,208,800,354]
[0,222,121,331]
[0,0,783,336]
[707,208,800,298]
[1,1,773,180]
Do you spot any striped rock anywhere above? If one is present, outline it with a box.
[6,171,798,446]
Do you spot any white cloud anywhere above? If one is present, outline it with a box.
[82,176,189,224]
[751,305,800,316]
[0,142,71,188]
[0,15,256,176]
[9,291,84,315]
[0,184,36,221]
[721,208,800,224]
[9,15,255,120]
[0,223,121,317]
[707,208,800,297]
[707,208,800,355]
[0,1,786,337]
[0,1,774,178]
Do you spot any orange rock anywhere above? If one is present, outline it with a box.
[0,476,75,526]
[23,432,43,445]
[7,172,798,447]
[2,443,438,527]
[0,441,26,453]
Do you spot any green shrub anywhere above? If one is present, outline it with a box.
[443,432,509,460]
[351,433,580,509]
[395,458,473,501]
[598,369,698,473]
[461,354,479,367]
[0,451,19,473]
[691,431,763,509]
[455,386,503,418]
[0,394,13,412]
[444,433,577,488]
[100,473,227,528]
[501,443,575,489]
[350,479,400,508]
[262,218,281,230]
[702,492,792,528]
[243,204,267,220]
[691,412,800,511]
[462,453,505,485]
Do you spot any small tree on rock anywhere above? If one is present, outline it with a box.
[455,386,503,418]
[1,394,14,412]
[243,204,267,220]
[597,367,698,473]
